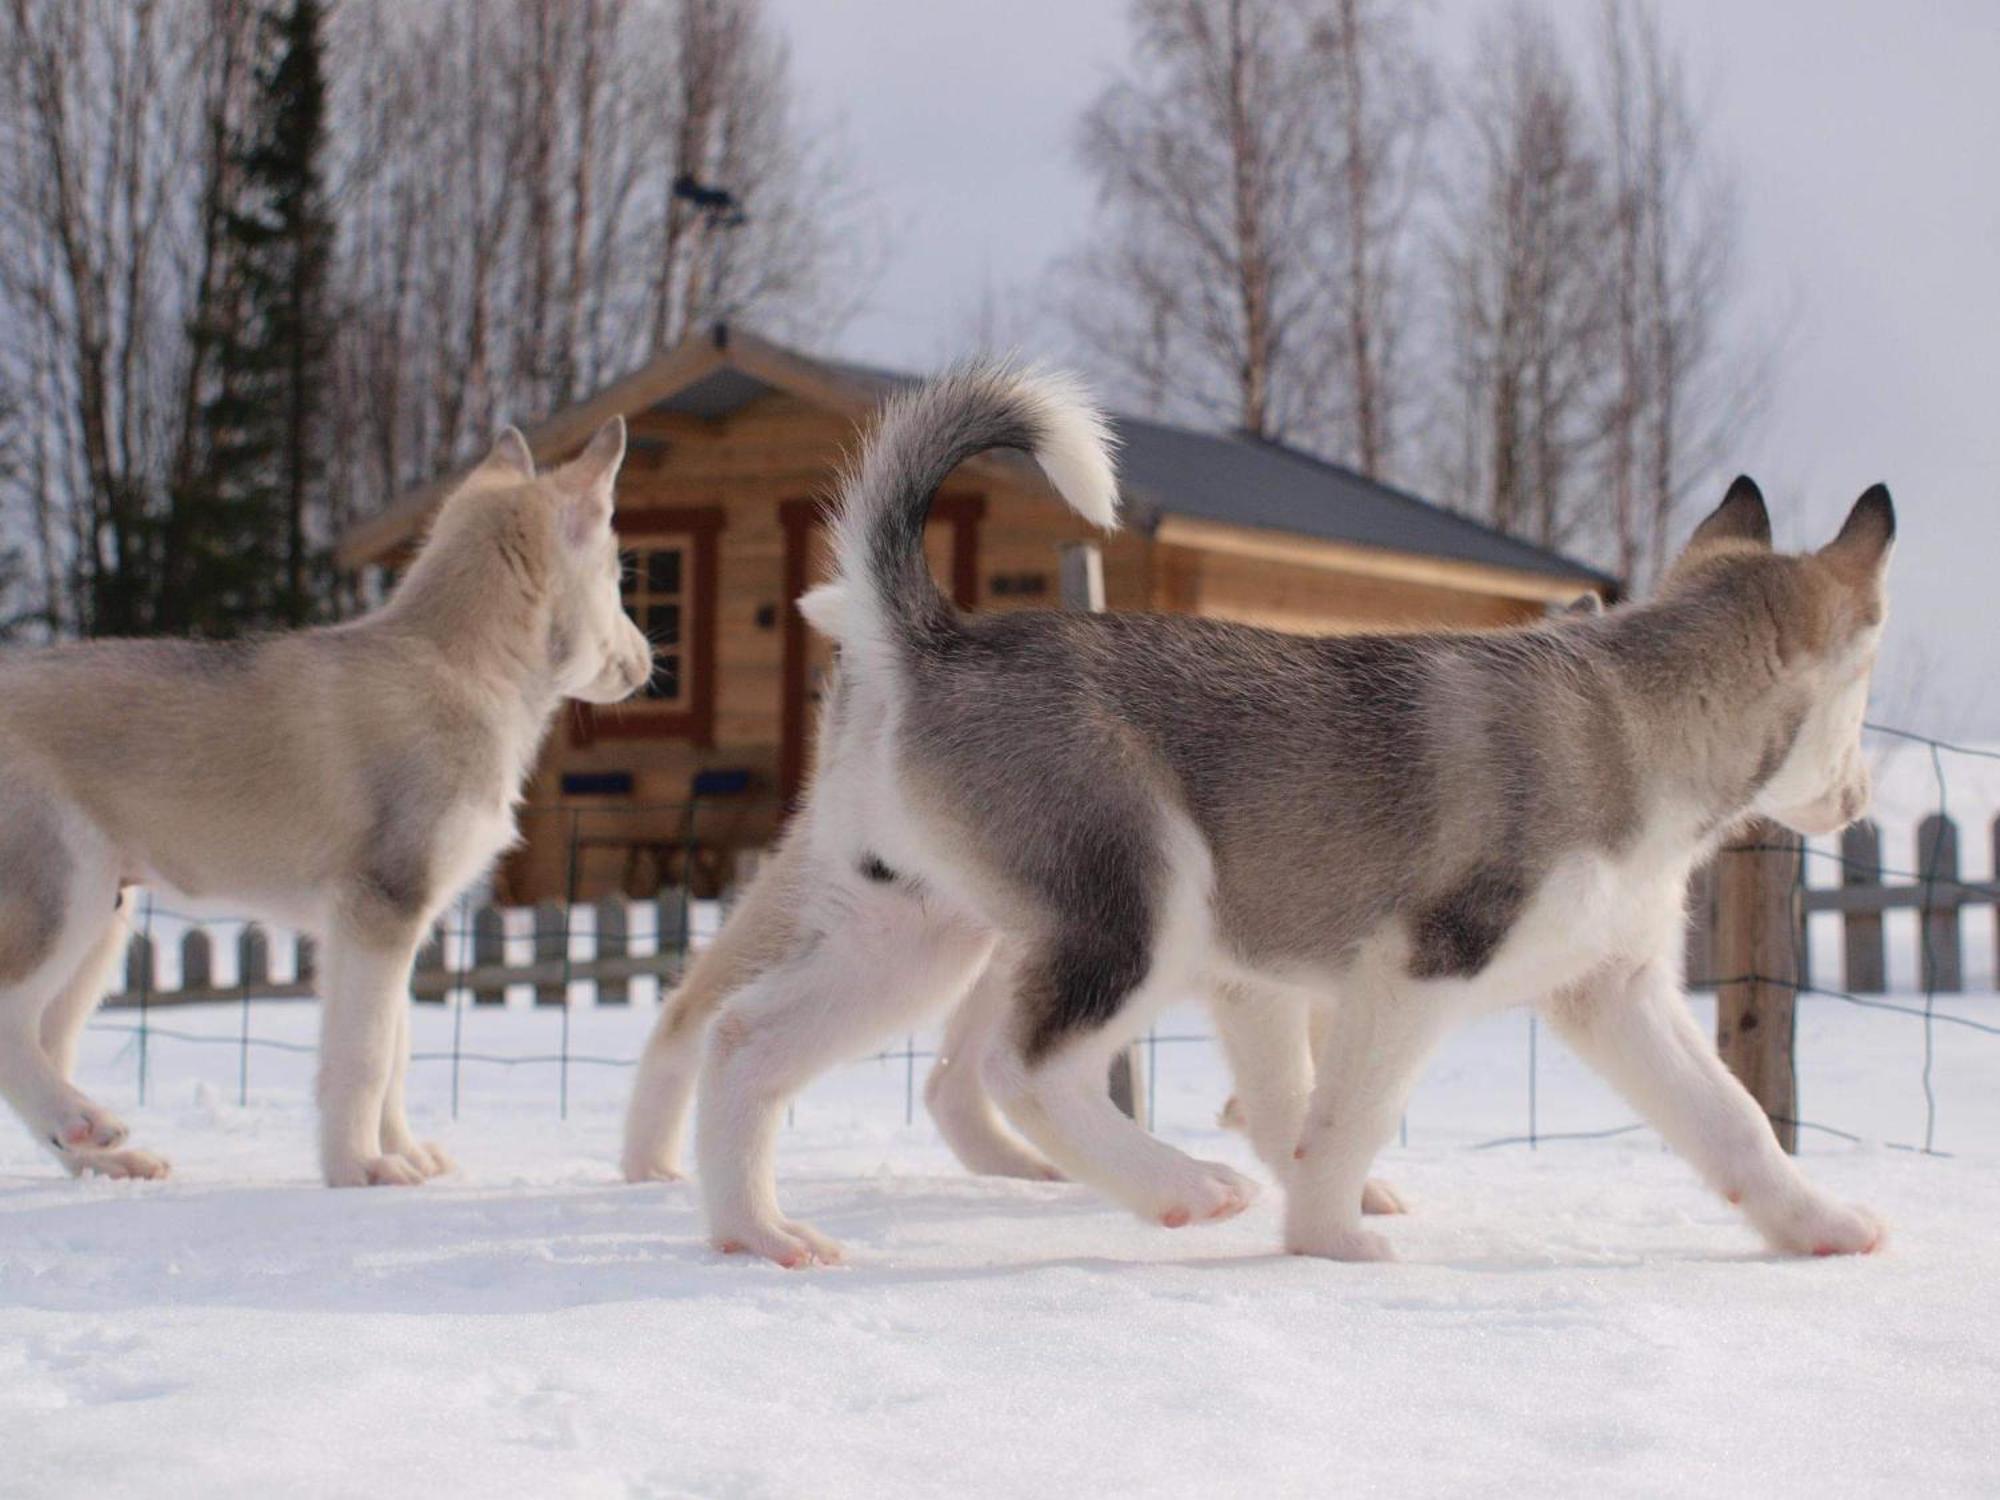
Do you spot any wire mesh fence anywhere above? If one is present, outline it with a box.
[82,721,2000,1156]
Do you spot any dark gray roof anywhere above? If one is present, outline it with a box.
[651,355,1615,591]
[1110,416,1617,588]
[656,366,777,419]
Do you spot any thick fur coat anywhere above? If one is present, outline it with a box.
[0,423,651,1184]
[669,364,1894,1267]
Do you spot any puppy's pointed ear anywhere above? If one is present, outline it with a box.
[557,417,626,494]
[553,417,625,544]
[1683,475,1772,556]
[1820,483,1895,581]
[481,426,535,479]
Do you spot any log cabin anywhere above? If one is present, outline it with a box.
[337,325,1617,902]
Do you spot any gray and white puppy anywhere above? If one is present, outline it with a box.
[0,422,650,1185]
[687,364,1894,1269]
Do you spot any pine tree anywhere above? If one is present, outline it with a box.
[252,0,334,625]
[180,0,335,634]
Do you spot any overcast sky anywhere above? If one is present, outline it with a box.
[769,0,1999,735]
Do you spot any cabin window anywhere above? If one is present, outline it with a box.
[572,503,721,749]
[620,542,692,708]
[989,571,1049,599]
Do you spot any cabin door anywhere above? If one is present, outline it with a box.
[776,501,837,808]
[776,495,984,809]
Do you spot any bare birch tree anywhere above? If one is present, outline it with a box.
[324,0,870,516]
[1308,0,1434,478]
[1419,0,1764,575]
[1595,0,1759,584]
[1430,7,1611,548]
[1065,0,1346,443]
[0,0,867,632]
[1069,0,1768,577]
[0,0,260,635]
[1065,0,1431,474]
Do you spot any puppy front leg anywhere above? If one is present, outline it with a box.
[1545,959,1882,1256]
[1209,986,1405,1215]
[1208,980,1313,1176]
[1285,993,1445,1261]
[318,922,427,1187]
[378,997,453,1179]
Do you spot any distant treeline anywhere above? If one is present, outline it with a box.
[0,0,867,638]
[0,0,1756,641]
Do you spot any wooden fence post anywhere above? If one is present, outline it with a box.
[1715,819,1800,1153]
[412,927,446,1003]
[1916,814,1963,993]
[1059,540,1146,1124]
[1839,821,1886,993]
[1683,862,1717,984]
[180,929,212,995]
[239,925,272,995]
[124,931,154,998]
[656,889,689,977]
[596,899,630,1005]
[472,907,508,1006]
[534,902,568,1007]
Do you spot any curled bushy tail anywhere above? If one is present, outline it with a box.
[803,363,1119,654]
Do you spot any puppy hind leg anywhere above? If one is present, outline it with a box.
[39,893,130,1080]
[988,943,1257,1229]
[622,934,763,1185]
[0,891,135,1166]
[925,956,1061,1182]
[623,829,812,1184]
[32,895,166,1181]
[697,910,989,1267]
[620,986,709,1184]
[0,966,132,1161]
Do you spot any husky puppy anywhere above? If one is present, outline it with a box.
[623,819,1059,1184]
[687,364,1895,1267]
[622,797,1408,1214]
[0,422,651,1185]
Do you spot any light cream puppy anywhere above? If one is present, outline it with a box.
[0,422,650,1185]
[621,807,1407,1218]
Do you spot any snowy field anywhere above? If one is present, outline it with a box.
[3,981,1999,1499]
[4,736,1997,1498]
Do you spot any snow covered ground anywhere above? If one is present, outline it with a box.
[4,981,1999,1499]
[5,730,1995,1497]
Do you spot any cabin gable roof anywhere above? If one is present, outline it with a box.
[338,325,1616,598]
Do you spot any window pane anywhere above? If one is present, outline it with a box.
[646,603,681,646]
[647,549,682,595]
[649,655,680,701]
